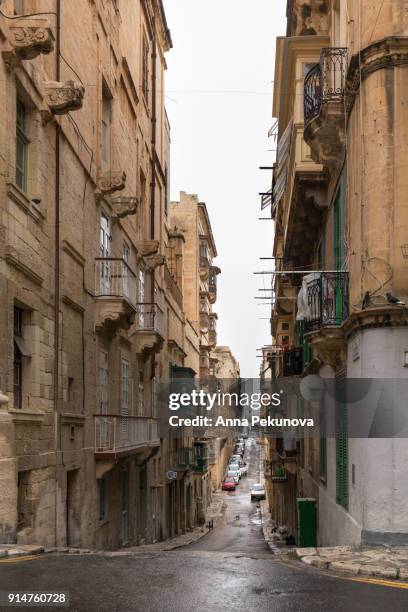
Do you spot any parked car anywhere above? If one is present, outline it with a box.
[230,455,242,465]
[226,470,240,484]
[250,483,266,501]
[228,463,241,476]
[222,477,236,491]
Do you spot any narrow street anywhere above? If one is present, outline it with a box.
[188,437,269,555]
[1,439,408,611]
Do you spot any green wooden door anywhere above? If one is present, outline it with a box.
[297,498,317,547]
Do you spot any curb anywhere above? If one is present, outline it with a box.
[295,547,408,582]
[0,545,45,559]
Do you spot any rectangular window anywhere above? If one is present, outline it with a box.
[99,350,109,415]
[16,99,29,192]
[138,370,144,416]
[123,242,130,263]
[142,34,149,103]
[101,87,111,168]
[121,359,130,415]
[13,306,25,409]
[98,478,108,521]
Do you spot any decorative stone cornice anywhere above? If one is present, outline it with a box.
[96,171,126,195]
[343,306,408,341]
[347,37,408,111]
[2,18,54,67]
[44,80,85,115]
[305,326,347,369]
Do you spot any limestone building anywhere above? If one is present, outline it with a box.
[263,0,408,546]
[0,0,236,550]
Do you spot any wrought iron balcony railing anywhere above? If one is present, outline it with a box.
[304,47,347,125]
[304,272,349,333]
[94,415,159,456]
[95,258,137,306]
[134,303,164,335]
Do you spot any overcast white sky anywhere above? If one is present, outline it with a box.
[163,0,287,377]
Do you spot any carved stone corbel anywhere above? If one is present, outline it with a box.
[96,171,126,196]
[143,254,165,271]
[44,80,85,115]
[136,240,160,257]
[109,196,139,220]
[2,18,54,67]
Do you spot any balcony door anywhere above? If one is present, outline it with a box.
[100,213,110,295]
[333,182,345,324]
[99,350,109,448]
[120,358,130,444]
[138,268,145,326]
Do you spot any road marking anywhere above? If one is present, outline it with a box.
[0,555,40,564]
[348,576,408,590]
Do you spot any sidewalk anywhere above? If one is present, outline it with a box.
[259,499,295,557]
[295,546,408,581]
[259,499,408,582]
[0,491,226,559]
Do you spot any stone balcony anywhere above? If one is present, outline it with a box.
[94,415,159,475]
[303,48,348,168]
[44,80,85,115]
[132,303,165,356]
[94,257,137,335]
[2,17,54,66]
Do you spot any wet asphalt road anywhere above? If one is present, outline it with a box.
[1,438,408,611]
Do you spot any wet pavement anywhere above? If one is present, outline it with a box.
[189,436,270,555]
[1,438,408,611]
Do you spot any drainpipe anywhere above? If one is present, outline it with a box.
[149,20,157,382]
[53,0,61,547]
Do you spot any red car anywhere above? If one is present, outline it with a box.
[222,477,236,491]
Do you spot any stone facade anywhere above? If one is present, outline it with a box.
[263,0,408,547]
[0,0,237,550]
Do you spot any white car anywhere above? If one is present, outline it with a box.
[226,470,240,484]
[250,483,266,501]
[230,455,242,465]
[228,463,241,476]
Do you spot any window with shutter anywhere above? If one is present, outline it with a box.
[319,400,327,481]
[336,399,348,509]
